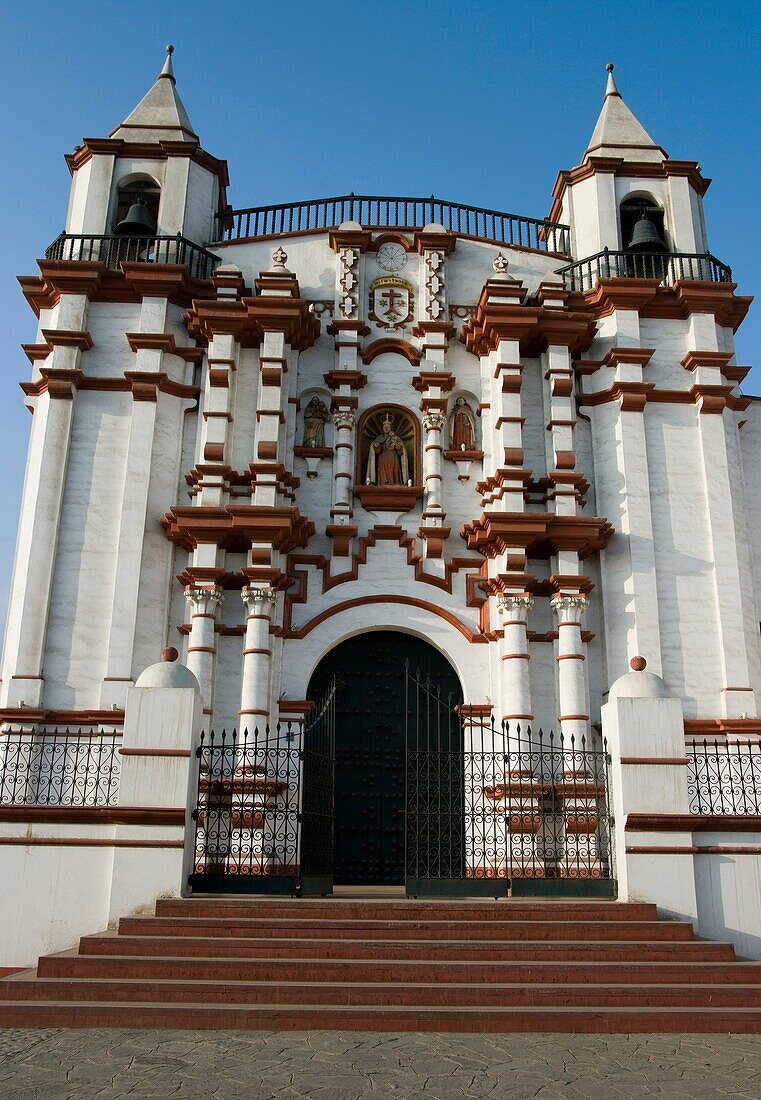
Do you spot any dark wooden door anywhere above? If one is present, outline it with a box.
[307,631,462,885]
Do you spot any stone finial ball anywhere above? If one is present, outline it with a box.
[630,656,647,671]
[162,646,179,663]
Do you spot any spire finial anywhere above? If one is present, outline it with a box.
[605,62,620,98]
[159,43,175,83]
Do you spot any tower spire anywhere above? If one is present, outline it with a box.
[110,44,197,143]
[581,63,666,164]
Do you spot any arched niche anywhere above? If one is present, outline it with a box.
[446,391,480,451]
[354,405,422,514]
[296,388,332,449]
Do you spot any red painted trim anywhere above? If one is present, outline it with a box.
[285,595,488,643]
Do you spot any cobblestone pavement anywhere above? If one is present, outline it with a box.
[0,1029,760,1098]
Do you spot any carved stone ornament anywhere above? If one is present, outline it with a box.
[271,246,288,269]
[423,250,446,320]
[338,247,359,319]
[493,252,509,275]
[369,276,414,332]
[184,586,224,613]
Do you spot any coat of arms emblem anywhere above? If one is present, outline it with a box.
[369,276,414,332]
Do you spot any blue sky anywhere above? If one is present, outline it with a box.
[0,0,759,625]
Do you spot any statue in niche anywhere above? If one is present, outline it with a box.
[365,413,410,486]
[449,396,477,451]
[302,396,330,447]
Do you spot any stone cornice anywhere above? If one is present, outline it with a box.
[461,283,596,357]
[567,279,752,332]
[162,504,314,553]
[548,157,710,224]
[184,294,320,350]
[20,261,216,317]
[461,511,614,560]
[66,136,230,191]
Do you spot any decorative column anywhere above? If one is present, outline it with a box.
[239,586,277,729]
[184,586,224,718]
[550,592,602,878]
[495,592,543,881]
[497,594,534,726]
[324,221,371,563]
[550,594,590,745]
[412,369,454,558]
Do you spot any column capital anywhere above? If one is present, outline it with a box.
[184,585,224,612]
[332,410,356,430]
[497,593,534,619]
[241,586,277,609]
[422,412,446,431]
[550,594,589,623]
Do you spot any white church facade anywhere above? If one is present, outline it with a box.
[2,51,761,1026]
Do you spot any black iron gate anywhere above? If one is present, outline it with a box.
[404,669,615,898]
[188,681,336,895]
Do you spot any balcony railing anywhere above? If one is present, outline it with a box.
[45,233,221,281]
[557,248,733,292]
[0,729,121,807]
[214,194,571,256]
[687,739,761,816]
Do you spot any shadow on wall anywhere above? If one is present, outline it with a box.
[695,853,761,960]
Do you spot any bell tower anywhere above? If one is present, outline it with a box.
[63,45,228,245]
[551,64,710,261]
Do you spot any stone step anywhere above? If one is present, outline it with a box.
[77,933,733,964]
[3,976,761,1009]
[3,1000,761,1033]
[37,953,761,986]
[117,916,695,942]
[154,898,658,922]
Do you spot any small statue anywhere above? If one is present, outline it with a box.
[365,413,410,486]
[302,396,329,447]
[449,396,476,451]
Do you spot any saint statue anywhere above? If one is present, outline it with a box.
[365,414,410,486]
[302,396,329,447]
[449,396,476,451]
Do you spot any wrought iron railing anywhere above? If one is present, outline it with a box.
[404,668,614,897]
[557,248,733,292]
[215,194,571,255]
[0,729,121,806]
[687,739,761,815]
[45,233,220,280]
[188,681,337,895]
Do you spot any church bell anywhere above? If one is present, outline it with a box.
[627,213,667,253]
[115,199,156,237]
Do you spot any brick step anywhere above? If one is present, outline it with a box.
[118,916,694,942]
[37,953,761,986]
[3,1000,761,1033]
[4,976,761,1009]
[78,933,733,964]
[155,898,656,923]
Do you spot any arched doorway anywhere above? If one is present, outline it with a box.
[307,630,463,885]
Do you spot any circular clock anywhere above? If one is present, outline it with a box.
[376,242,408,272]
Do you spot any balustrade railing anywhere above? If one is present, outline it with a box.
[215,194,571,255]
[0,729,121,807]
[45,233,220,280]
[687,739,761,816]
[557,248,733,292]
